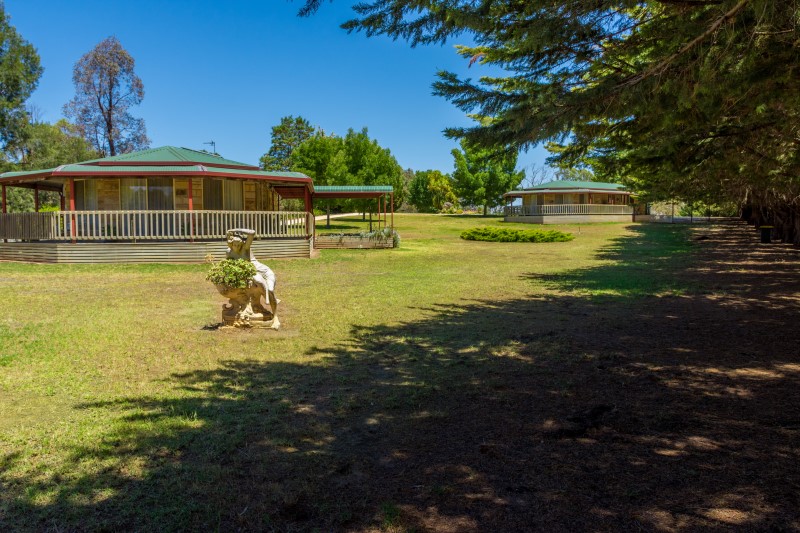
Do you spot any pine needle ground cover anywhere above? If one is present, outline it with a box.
[1,215,798,531]
[461,226,574,242]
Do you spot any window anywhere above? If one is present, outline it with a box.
[223,180,243,210]
[203,179,222,210]
[147,177,174,210]
[74,180,97,210]
[120,178,147,210]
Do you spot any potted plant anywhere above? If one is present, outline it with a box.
[206,258,270,327]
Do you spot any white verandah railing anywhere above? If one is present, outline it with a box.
[0,210,313,241]
[505,204,633,216]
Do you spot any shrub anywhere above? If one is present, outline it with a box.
[460,226,574,243]
[206,258,256,288]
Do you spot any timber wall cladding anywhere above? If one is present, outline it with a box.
[0,239,312,264]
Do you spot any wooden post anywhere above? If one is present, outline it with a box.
[187,178,194,242]
[390,192,394,229]
[69,178,76,244]
[304,187,313,240]
[369,200,373,232]
[34,184,40,212]
[1,184,6,243]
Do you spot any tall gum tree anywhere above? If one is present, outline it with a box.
[64,36,149,156]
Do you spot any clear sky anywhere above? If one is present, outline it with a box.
[5,0,550,177]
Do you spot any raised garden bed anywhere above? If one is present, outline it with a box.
[314,229,398,249]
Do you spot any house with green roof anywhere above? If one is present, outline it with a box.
[503,180,640,224]
[0,146,395,263]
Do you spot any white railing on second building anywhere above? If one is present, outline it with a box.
[505,204,633,216]
[0,210,313,241]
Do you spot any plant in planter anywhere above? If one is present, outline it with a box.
[207,255,278,329]
[206,258,257,289]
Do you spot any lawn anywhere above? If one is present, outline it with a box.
[1,215,798,531]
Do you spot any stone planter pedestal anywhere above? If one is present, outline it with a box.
[215,283,279,329]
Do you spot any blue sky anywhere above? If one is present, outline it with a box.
[6,0,549,177]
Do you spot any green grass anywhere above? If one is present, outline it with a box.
[0,214,693,531]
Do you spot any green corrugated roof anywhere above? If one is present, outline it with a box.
[505,180,628,196]
[0,146,315,183]
[81,146,256,168]
[315,186,393,193]
[0,168,57,178]
[518,180,627,191]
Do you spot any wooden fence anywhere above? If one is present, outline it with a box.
[0,210,313,241]
[505,204,633,216]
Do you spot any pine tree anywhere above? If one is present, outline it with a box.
[451,140,523,215]
[301,0,800,242]
[260,115,315,171]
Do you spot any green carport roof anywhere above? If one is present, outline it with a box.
[313,186,393,198]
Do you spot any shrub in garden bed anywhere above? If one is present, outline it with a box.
[461,226,574,243]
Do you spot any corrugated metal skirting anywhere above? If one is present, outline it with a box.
[0,239,312,264]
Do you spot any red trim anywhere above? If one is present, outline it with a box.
[274,186,308,200]
[187,178,194,242]
[69,178,76,244]
[304,187,312,213]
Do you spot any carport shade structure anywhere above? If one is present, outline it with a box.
[311,186,394,232]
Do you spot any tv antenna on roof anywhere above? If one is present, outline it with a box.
[203,140,216,154]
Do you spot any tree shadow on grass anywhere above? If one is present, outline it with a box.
[2,222,799,531]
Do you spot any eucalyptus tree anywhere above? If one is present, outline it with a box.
[409,169,458,212]
[64,37,149,156]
